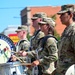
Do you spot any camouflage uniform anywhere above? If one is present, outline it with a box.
[16,39,30,62]
[56,22,75,75]
[38,34,58,75]
[38,17,58,75]
[56,4,75,75]
[27,30,45,75]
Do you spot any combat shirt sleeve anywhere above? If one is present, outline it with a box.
[27,50,36,58]
[36,31,45,40]
[39,37,58,65]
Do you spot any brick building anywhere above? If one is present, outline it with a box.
[20,6,66,36]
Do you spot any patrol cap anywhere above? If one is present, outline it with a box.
[57,4,74,15]
[31,12,47,20]
[15,25,28,32]
[38,17,56,27]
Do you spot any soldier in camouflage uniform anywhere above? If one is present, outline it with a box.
[56,4,75,75]
[29,13,47,75]
[11,25,30,63]
[31,17,58,75]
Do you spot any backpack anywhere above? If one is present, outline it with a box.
[41,35,58,48]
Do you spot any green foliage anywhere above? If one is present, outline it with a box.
[27,33,31,41]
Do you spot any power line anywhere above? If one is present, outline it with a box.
[0,7,25,9]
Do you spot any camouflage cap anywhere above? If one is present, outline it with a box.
[15,25,28,32]
[31,12,47,20]
[38,17,56,27]
[57,4,74,15]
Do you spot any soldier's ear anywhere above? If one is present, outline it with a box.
[70,13,73,19]
[23,31,25,34]
[39,18,42,21]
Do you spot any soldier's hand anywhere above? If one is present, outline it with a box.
[18,51,28,56]
[32,60,40,66]
[11,55,17,62]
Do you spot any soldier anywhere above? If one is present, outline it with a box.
[20,12,47,75]
[11,25,30,63]
[31,17,58,75]
[56,4,75,75]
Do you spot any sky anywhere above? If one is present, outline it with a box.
[0,0,75,33]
